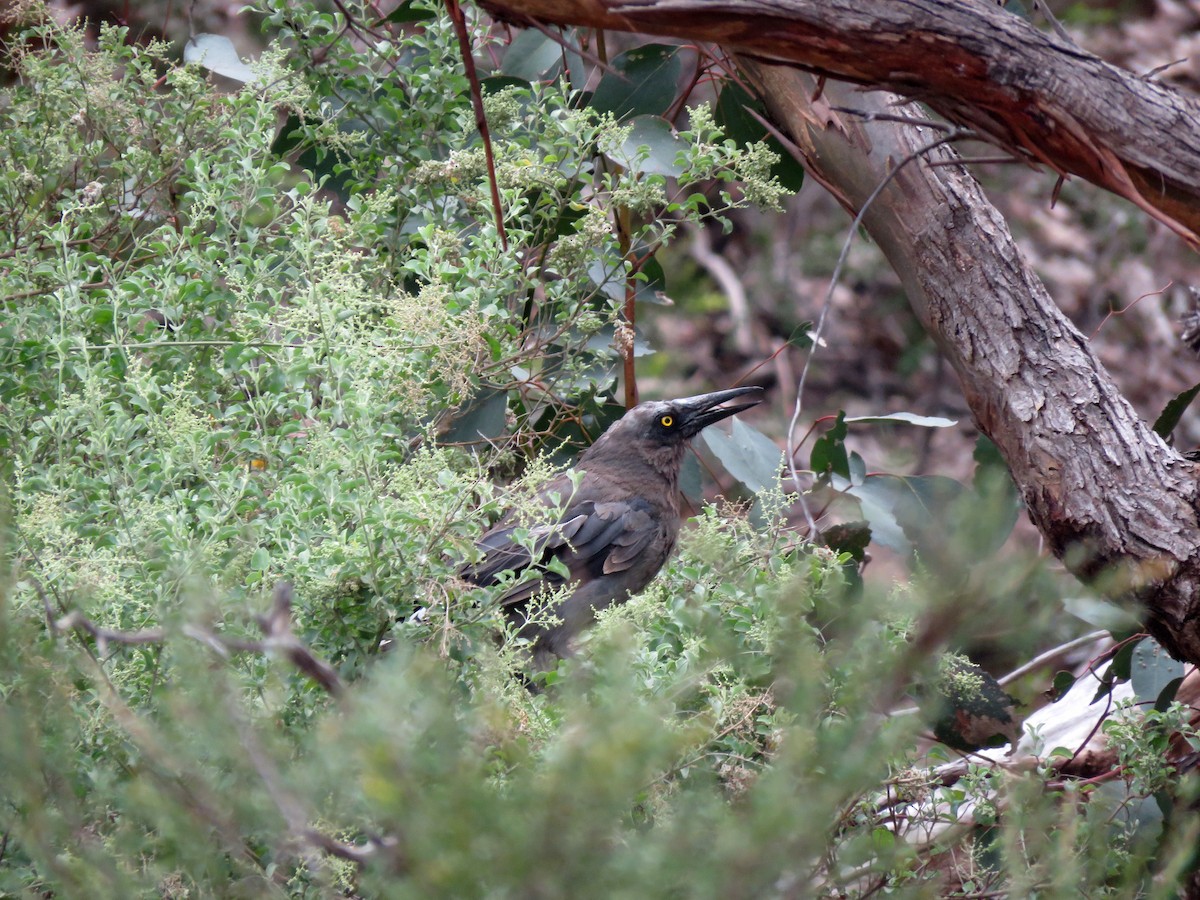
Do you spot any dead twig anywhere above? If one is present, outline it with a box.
[225,684,402,874]
[50,582,345,697]
[750,99,973,539]
[998,629,1110,687]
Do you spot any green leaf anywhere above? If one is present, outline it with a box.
[1004,0,1032,19]
[787,321,814,349]
[679,452,702,505]
[819,521,871,562]
[1126,793,1166,841]
[250,548,270,571]
[634,255,669,305]
[271,111,357,199]
[183,34,257,86]
[847,450,866,486]
[964,435,1021,556]
[832,474,909,554]
[584,326,654,358]
[480,76,532,95]
[564,42,587,90]
[1154,676,1185,714]
[381,0,437,23]
[714,81,764,146]
[441,388,509,444]
[615,115,686,177]
[810,412,849,479]
[844,412,957,428]
[713,81,805,191]
[1062,596,1141,632]
[586,258,626,303]
[844,474,968,558]
[588,44,681,121]
[700,417,783,494]
[1152,382,1200,439]
[501,29,564,82]
[1130,636,1185,705]
[1051,670,1076,701]
[1091,639,1139,703]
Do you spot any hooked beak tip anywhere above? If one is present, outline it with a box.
[679,385,764,434]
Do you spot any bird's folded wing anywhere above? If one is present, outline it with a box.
[588,501,656,575]
[461,499,659,606]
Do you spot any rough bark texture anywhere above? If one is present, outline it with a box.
[736,66,1200,663]
[479,0,1200,245]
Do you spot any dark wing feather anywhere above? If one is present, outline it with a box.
[461,497,661,608]
[599,503,657,574]
[462,511,588,586]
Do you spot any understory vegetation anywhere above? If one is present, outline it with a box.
[2,2,1198,896]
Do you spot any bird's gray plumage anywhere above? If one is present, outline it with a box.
[460,386,763,673]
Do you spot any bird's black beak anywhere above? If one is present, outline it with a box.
[673,386,764,438]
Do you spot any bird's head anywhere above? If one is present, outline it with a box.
[582,386,765,476]
[632,386,765,443]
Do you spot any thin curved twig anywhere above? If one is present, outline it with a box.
[750,100,971,537]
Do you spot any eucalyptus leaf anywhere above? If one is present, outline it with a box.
[832,474,911,554]
[700,417,783,494]
[1062,596,1142,632]
[381,0,437,23]
[868,475,965,535]
[713,81,805,191]
[844,412,958,428]
[811,411,849,479]
[1130,636,1185,705]
[614,116,686,177]
[586,258,627,302]
[442,388,509,444]
[588,44,681,121]
[501,29,564,82]
[635,255,670,305]
[184,34,257,86]
[1152,382,1200,439]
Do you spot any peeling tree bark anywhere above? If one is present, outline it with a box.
[737,64,1200,664]
[479,0,1200,245]
[473,0,1200,663]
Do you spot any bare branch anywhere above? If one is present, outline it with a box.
[53,611,165,650]
[997,630,1110,688]
[222,684,400,875]
[299,828,400,865]
[51,582,345,697]
[477,0,1200,245]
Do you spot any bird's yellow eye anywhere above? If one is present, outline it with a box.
[660,415,673,427]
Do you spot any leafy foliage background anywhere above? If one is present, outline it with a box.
[2,1,1199,896]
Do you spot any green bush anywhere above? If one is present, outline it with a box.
[1,3,1197,897]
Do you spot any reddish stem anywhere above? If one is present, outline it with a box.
[445,0,508,252]
[623,270,638,408]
